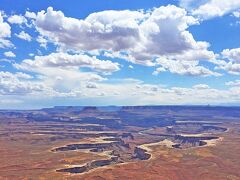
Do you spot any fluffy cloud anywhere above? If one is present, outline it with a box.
[0,71,85,97]
[218,63,240,75]
[153,58,221,76]
[31,6,219,76]
[86,82,98,89]
[25,11,37,19]
[1,4,240,107]
[192,0,240,19]
[0,71,45,95]
[15,31,32,41]
[134,6,198,57]
[8,15,27,24]
[233,10,240,18]
[193,84,210,89]
[225,80,240,86]
[128,65,134,69]
[81,80,240,105]
[36,36,47,48]
[222,48,240,61]
[4,51,16,58]
[35,7,197,57]
[0,12,12,48]
[1,69,240,106]
[35,7,144,51]
[13,52,118,96]
[15,52,120,73]
[7,15,27,24]
[216,48,240,75]
[36,6,197,57]
[35,68,105,96]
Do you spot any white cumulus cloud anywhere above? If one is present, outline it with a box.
[0,71,45,95]
[154,57,221,76]
[7,15,27,24]
[15,52,120,74]
[30,6,218,76]
[15,31,32,41]
[216,48,240,75]
[0,12,13,48]
[192,0,240,19]
[4,51,16,57]
[225,80,240,86]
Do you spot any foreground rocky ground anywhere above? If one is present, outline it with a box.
[0,106,239,179]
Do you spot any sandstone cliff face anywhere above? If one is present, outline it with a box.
[133,147,151,160]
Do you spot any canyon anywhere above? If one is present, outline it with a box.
[0,106,239,179]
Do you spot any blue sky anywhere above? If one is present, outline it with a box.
[0,0,240,109]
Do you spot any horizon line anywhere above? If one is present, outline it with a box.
[1,104,240,111]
